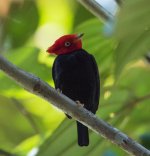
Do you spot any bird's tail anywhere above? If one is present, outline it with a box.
[77,121,89,146]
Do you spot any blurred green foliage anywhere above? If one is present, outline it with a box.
[0,0,150,156]
[5,0,39,48]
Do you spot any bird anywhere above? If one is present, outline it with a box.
[47,33,100,146]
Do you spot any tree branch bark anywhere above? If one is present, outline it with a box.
[0,55,150,155]
[77,0,114,21]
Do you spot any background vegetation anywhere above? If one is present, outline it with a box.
[0,0,149,156]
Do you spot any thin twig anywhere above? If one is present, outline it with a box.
[0,55,149,155]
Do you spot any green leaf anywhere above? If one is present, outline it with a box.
[0,96,36,151]
[116,66,150,97]
[4,0,39,49]
[115,65,150,132]
[0,95,64,154]
[140,133,150,149]
[114,0,150,75]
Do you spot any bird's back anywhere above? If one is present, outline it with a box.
[52,49,100,113]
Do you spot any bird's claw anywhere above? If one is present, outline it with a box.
[56,88,62,93]
[76,100,84,107]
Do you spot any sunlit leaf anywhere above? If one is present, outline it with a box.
[0,96,36,151]
[114,0,150,75]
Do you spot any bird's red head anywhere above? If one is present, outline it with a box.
[47,33,83,55]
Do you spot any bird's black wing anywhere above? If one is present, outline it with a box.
[88,54,100,113]
[52,50,100,113]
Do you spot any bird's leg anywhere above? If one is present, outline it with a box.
[76,100,84,107]
[56,88,62,93]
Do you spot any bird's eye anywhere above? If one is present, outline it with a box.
[64,41,71,47]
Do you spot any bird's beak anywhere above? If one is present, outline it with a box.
[73,33,84,43]
[76,33,84,39]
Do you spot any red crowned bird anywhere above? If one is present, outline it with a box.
[47,33,100,146]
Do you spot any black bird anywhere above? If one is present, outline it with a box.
[47,33,100,146]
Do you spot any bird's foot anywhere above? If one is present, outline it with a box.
[76,100,84,107]
[56,88,62,93]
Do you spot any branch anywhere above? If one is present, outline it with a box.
[0,55,150,156]
[77,0,114,21]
